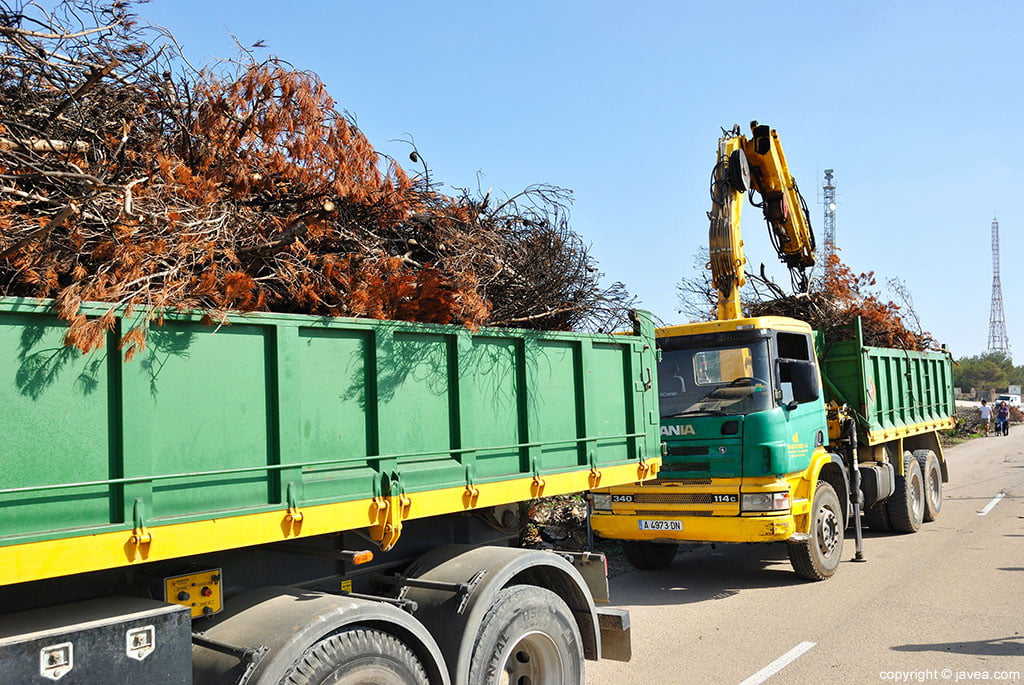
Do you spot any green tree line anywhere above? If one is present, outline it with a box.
[953,353,1024,393]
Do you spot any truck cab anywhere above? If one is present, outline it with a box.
[590,311,955,581]
[590,316,847,578]
[591,317,831,535]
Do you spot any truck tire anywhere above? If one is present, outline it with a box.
[886,456,924,533]
[914,449,942,522]
[468,585,583,685]
[787,480,843,581]
[282,627,429,685]
[621,540,679,570]
[863,502,891,531]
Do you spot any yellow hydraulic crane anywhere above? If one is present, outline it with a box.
[708,121,816,320]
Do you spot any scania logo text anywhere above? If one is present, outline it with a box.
[661,424,696,436]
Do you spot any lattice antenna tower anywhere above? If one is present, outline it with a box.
[987,217,1010,356]
[821,169,837,275]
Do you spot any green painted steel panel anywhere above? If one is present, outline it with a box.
[818,320,955,445]
[0,312,116,535]
[527,340,581,471]
[587,343,631,464]
[292,328,377,503]
[459,336,521,480]
[130,322,274,519]
[0,297,660,547]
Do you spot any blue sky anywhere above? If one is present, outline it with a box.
[141,0,1022,359]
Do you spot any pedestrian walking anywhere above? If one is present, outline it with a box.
[995,400,1010,437]
[979,399,992,436]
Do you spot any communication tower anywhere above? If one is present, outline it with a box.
[987,217,1010,356]
[820,169,837,275]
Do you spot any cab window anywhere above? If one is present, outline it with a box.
[776,332,813,404]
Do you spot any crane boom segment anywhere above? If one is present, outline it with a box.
[707,121,816,321]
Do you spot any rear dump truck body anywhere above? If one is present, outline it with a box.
[591,316,954,579]
[0,297,661,684]
[819,330,955,449]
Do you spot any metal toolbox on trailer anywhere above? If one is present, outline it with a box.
[0,596,190,683]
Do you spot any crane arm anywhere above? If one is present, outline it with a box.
[707,121,816,320]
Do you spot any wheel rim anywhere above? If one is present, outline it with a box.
[928,468,941,508]
[498,630,564,685]
[911,471,923,519]
[328,665,407,685]
[816,504,840,558]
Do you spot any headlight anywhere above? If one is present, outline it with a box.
[741,492,790,512]
[590,493,613,511]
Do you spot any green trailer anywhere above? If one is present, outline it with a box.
[818,317,955,532]
[819,319,956,447]
[0,296,661,684]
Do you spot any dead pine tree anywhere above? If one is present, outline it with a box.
[0,0,636,359]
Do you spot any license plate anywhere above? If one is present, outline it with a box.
[638,519,682,531]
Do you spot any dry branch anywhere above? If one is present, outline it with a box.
[0,136,90,152]
[0,0,635,358]
[747,255,936,350]
[677,250,937,351]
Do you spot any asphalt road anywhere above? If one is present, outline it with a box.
[586,430,1024,685]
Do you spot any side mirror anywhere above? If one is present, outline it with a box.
[782,359,820,405]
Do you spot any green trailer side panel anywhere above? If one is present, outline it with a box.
[527,340,581,471]
[818,324,955,444]
[0,298,660,548]
[292,328,377,504]
[458,335,520,480]
[588,343,632,462]
[379,331,463,491]
[0,312,115,535]
[128,322,275,519]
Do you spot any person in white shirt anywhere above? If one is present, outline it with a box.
[979,399,992,436]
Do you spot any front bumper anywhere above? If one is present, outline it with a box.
[590,510,799,544]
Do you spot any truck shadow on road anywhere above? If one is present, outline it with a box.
[891,636,1024,657]
[607,542,830,606]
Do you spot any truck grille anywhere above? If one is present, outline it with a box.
[635,510,714,517]
[631,493,727,505]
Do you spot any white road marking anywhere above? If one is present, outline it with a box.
[738,641,816,685]
[978,492,1005,516]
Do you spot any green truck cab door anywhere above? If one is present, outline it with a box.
[742,335,827,478]
[778,357,826,473]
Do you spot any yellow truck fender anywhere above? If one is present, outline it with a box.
[792,448,850,535]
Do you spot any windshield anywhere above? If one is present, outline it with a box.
[658,340,773,418]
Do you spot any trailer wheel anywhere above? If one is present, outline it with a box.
[863,502,891,531]
[787,480,843,581]
[468,585,583,685]
[914,449,942,522]
[886,456,924,533]
[282,627,429,685]
[621,540,679,570]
